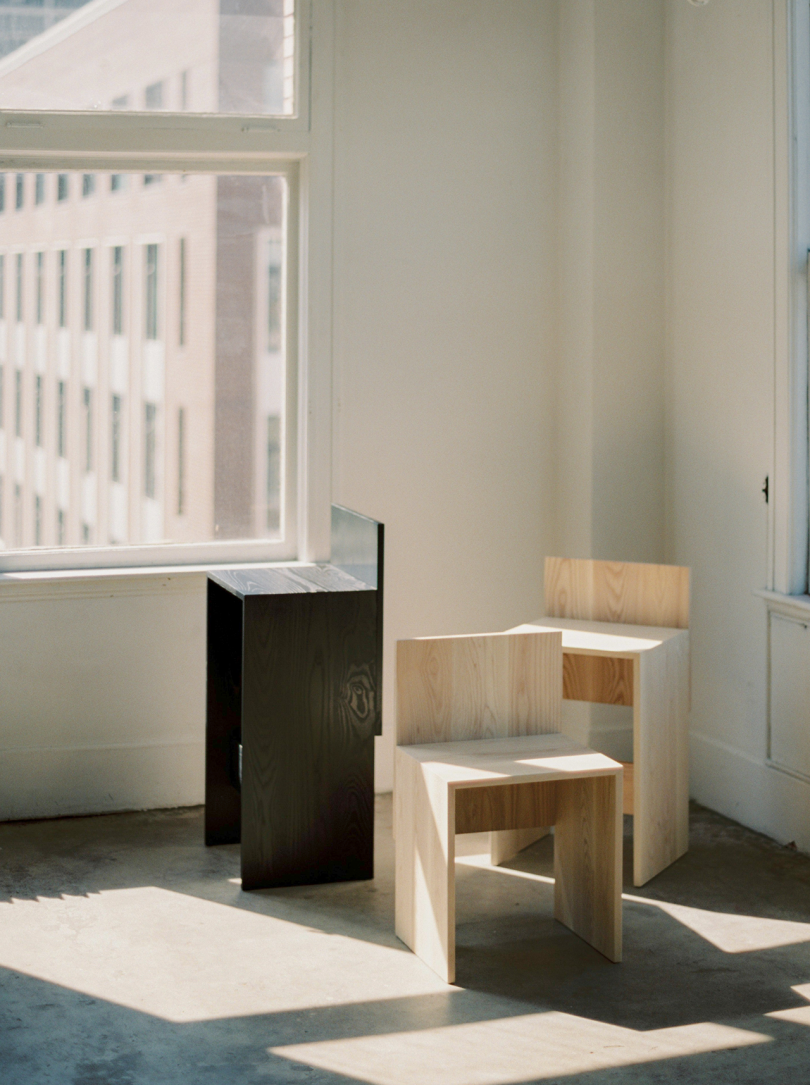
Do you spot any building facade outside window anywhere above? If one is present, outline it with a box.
[0,0,311,569]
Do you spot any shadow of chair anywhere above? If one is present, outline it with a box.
[394,629,623,983]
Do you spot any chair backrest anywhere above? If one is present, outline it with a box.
[396,630,562,746]
[544,557,690,629]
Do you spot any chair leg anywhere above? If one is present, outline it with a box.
[633,638,690,886]
[394,750,456,983]
[553,772,622,962]
[490,827,550,866]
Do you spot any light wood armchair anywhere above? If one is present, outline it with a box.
[394,630,623,983]
[506,557,690,887]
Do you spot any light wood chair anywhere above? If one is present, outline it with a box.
[394,630,623,984]
[505,557,690,887]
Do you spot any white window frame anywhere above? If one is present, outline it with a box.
[771,0,810,595]
[0,0,333,573]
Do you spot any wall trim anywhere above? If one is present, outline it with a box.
[691,728,810,853]
[755,586,810,619]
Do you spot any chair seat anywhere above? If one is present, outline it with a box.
[399,733,622,789]
[510,617,684,656]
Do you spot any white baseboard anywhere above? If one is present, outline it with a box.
[690,730,810,852]
[0,741,205,821]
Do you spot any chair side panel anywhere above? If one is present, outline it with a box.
[396,631,562,746]
[545,557,690,629]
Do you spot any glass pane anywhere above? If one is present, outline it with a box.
[0,0,295,115]
[0,170,289,551]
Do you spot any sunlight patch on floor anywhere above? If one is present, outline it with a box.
[271,1012,770,1085]
[0,886,443,1021]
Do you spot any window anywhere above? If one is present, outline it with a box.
[14,174,22,210]
[83,248,93,331]
[144,81,164,111]
[14,253,21,322]
[35,252,43,325]
[0,0,314,571]
[266,416,280,532]
[112,246,124,335]
[144,403,157,500]
[111,394,122,483]
[83,387,93,473]
[178,238,186,347]
[58,250,67,328]
[57,380,66,458]
[177,406,185,515]
[14,370,21,437]
[35,375,42,447]
[14,483,21,546]
[145,244,158,341]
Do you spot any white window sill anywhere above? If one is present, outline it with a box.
[0,559,310,601]
[755,588,810,621]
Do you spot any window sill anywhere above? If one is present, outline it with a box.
[755,588,810,621]
[0,559,308,602]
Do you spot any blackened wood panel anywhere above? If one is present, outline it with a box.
[205,579,244,845]
[240,589,377,889]
[374,522,384,736]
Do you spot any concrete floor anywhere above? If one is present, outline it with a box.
[2,800,810,1085]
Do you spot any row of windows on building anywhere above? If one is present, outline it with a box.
[0,169,177,212]
[0,241,186,344]
[0,379,188,546]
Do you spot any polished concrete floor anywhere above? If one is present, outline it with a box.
[2,797,810,1085]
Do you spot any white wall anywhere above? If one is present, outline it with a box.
[331,1,559,789]
[665,0,810,847]
[0,573,206,819]
[555,0,666,757]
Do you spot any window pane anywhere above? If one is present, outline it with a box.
[0,169,289,552]
[0,0,296,116]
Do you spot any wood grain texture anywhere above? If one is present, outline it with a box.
[240,589,377,889]
[205,579,244,846]
[545,558,690,630]
[395,747,456,983]
[554,773,622,962]
[620,762,634,816]
[394,727,623,982]
[490,827,550,866]
[396,631,562,747]
[455,781,557,834]
[563,653,634,706]
[633,632,690,886]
